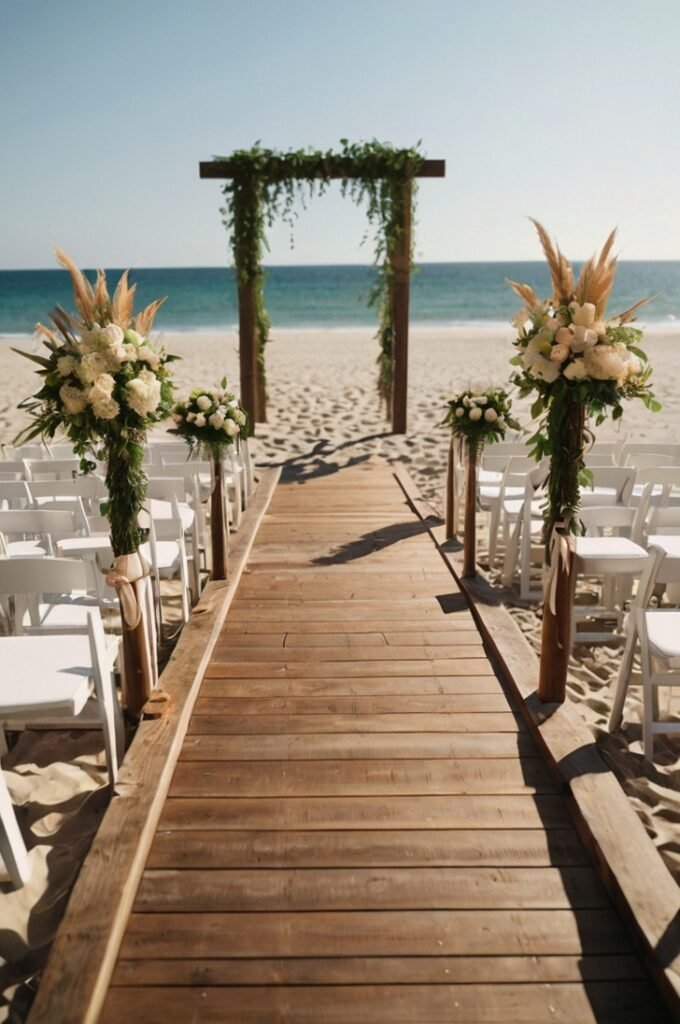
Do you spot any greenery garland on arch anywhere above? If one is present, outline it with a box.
[217,140,424,409]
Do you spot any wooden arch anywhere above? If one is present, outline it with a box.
[199,157,445,434]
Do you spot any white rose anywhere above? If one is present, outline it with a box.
[195,413,206,428]
[468,407,482,421]
[563,358,588,380]
[57,354,77,377]
[126,370,161,417]
[59,383,88,414]
[484,407,498,422]
[584,345,626,382]
[544,317,560,334]
[93,372,115,394]
[462,396,471,407]
[91,394,120,420]
[455,407,465,417]
[556,326,574,348]
[550,343,571,363]
[223,419,239,437]
[233,409,246,426]
[137,345,161,371]
[196,395,212,411]
[529,357,560,383]
[471,396,488,405]
[569,301,597,328]
[77,351,108,384]
[209,411,225,429]
[100,324,125,347]
[186,411,196,422]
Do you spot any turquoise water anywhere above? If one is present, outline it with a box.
[1,262,679,335]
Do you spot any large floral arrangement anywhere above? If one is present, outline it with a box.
[509,220,659,538]
[444,388,519,451]
[170,378,248,456]
[15,249,176,556]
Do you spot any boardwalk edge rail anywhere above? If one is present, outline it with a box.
[27,467,282,1024]
[394,466,680,1022]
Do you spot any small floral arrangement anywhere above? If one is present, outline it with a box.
[508,220,659,537]
[15,249,176,556]
[444,388,519,449]
[170,378,248,456]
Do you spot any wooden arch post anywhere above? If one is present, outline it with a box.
[199,157,445,433]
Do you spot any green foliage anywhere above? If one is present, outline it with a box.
[217,140,424,407]
[170,377,250,458]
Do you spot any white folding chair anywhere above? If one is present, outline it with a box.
[0,610,124,782]
[0,507,80,558]
[139,495,192,633]
[500,464,548,600]
[23,457,83,481]
[610,536,680,757]
[147,468,206,597]
[0,481,32,510]
[0,768,30,889]
[0,556,107,635]
[0,461,28,481]
[620,442,680,466]
[27,475,108,517]
[580,466,635,508]
[571,506,648,645]
[485,456,538,568]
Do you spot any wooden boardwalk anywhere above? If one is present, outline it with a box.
[100,462,666,1022]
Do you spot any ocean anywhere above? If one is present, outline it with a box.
[1,262,679,335]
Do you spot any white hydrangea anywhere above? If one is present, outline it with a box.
[138,345,161,371]
[584,345,626,382]
[59,383,88,414]
[78,351,109,384]
[100,324,125,347]
[57,355,77,378]
[90,393,120,420]
[563,359,588,380]
[126,368,161,418]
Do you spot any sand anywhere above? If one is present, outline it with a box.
[1,324,679,1017]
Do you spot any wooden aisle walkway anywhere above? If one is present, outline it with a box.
[100,461,666,1023]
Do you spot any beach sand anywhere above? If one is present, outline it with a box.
[1,324,679,1017]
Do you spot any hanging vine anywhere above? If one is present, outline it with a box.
[217,140,423,411]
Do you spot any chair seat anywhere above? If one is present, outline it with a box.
[644,610,680,666]
[502,498,544,518]
[478,469,503,485]
[580,488,618,506]
[0,634,93,715]
[573,536,648,575]
[139,541,182,576]
[5,541,48,558]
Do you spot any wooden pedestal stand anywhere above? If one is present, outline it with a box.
[462,443,478,578]
[108,554,158,720]
[537,400,585,704]
[445,436,455,540]
[210,456,229,581]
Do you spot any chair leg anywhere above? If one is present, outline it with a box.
[608,626,637,732]
[488,501,501,567]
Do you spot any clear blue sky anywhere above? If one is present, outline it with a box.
[1,0,679,268]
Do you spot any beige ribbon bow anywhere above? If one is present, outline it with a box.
[106,550,152,629]
[544,522,575,618]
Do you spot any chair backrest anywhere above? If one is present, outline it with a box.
[499,456,542,494]
[647,506,680,536]
[620,442,680,466]
[579,505,637,537]
[0,460,28,481]
[589,441,623,460]
[1,443,48,461]
[0,555,89,597]
[582,466,636,504]
[149,441,190,465]
[27,476,107,515]
[145,477,187,503]
[480,442,530,473]
[0,507,79,546]
[0,767,30,889]
[23,457,82,481]
[583,453,617,467]
[46,443,78,459]
[631,538,680,611]
[624,453,677,470]
[0,481,32,510]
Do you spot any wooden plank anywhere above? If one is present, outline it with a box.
[227,600,471,621]
[186,712,521,734]
[222,618,476,634]
[100,980,665,1023]
[112,953,646,986]
[169,757,558,796]
[199,676,503,697]
[118,908,631,958]
[146,827,590,870]
[192,693,509,715]
[26,469,282,1024]
[158,794,572,831]
[211,644,487,661]
[199,158,447,179]
[133,866,607,913]
[179,731,535,760]
[204,659,496,678]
